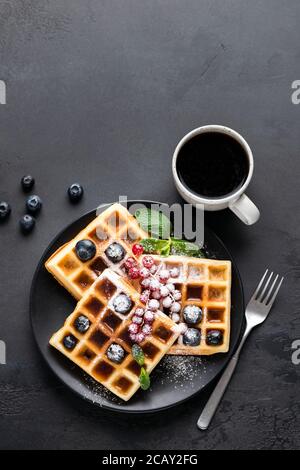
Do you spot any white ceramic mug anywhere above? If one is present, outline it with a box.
[172,125,260,225]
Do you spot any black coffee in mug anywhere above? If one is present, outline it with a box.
[176,132,249,199]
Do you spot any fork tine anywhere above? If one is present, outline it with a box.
[264,274,279,304]
[250,269,268,301]
[257,271,273,302]
[265,276,284,307]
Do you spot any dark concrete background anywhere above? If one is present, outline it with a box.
[0,0,299,450]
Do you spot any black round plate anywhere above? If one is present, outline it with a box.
[30,201,244,413]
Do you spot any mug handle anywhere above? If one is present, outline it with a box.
[229,194,260,225]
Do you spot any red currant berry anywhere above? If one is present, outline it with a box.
[148,299,160,311]
[144,311,155,323]
[151,290,161,300]
[171,313,180,323]
[142,324,152,335]
[150,264,158,275]
[170,267,179,278]
[160,285,169,298]
[139,267,150,279]
[128,323,139,334]
[170,302,181,313]
[141,278,150,289]
[132,315,143,325]
[158,269,170,284]
[129,333,137,342]
[140,289,150,304]
[124,257,136,270]
[132,243,144,256]
[149,279,160,291]
[136,332,145,344]
[166,283,175,292]
[135,307,145,317]
[162,296,173,309]
[173,290,182,301]
[142,255,154,268]
[128,266,140,279]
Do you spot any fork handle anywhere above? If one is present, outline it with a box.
[197,324,252,430]
[197,354,239,430]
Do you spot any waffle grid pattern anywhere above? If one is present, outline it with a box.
[140,255,231,355]
[45,203,148,299]
[50,269,179,401]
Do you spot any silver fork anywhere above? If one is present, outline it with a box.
[197,269,284,430]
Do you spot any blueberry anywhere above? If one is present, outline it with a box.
[26,195,42,214]
[113,293,132,315]
[0,201,11,221]
[183,305,202,324]
[206,330,223,346]
[106,343,125,364]
[68,183,84,203]
[63,334,77,350]
[74,315,90,333]
[21,175,35,192]
[183,328,201,347]
[20,214,35,234]
[75,239,96,261]
[105,242,125,263]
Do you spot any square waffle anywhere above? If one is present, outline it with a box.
[140,255,231,355]
[50,268,180,401]
[45,203,148,300]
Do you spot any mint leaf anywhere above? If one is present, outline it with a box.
[170,238,205,258]
[131,344,145,366]
[140,238,170,255]
[139,367,151,390]
[160,239,171,257]
[135,208,172,239]
[140,237,205,258]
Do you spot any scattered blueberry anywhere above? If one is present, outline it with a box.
[183,328,201,347]
[183,305,202,324]
[68,183,84,203]
[63,334,77,350]
[0,201,11,221]
[75,239,96,261]
[106,343,125,364]
[26,195,42,214]
[113,293,133,315]
[19,214,35,234]
[206,330,223,346]
[105,242,125,263]
[21,175,35,192]
[74,315,90,333]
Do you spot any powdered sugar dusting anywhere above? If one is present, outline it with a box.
[79,355,207,406]
[154,355,206,387]
[81,373,123,406]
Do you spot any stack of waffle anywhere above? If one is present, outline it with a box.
[46,203,231,400]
